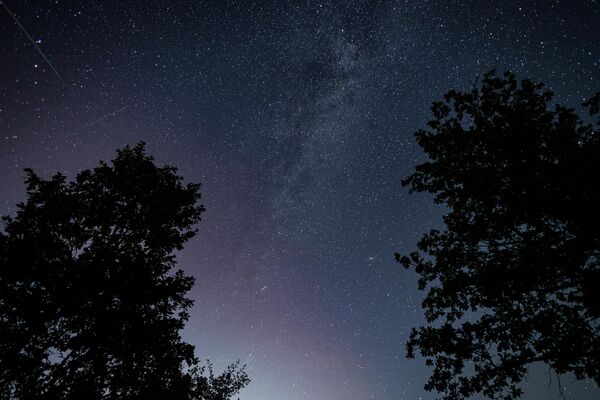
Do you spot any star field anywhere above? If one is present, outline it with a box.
[1,1,600,399]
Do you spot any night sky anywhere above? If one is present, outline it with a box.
[2,1,600,399]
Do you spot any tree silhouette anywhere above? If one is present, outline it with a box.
[0,143,249,399]
[398,71,600,400]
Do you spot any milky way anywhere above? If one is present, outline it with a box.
[2,1,599,399]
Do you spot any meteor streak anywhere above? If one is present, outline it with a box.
[1,1,67,86]
[66,106,128,137]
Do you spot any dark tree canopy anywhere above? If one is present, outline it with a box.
[398,71,600,400]
[0,143,249,399]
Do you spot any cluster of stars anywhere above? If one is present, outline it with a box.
[1,1,599,399]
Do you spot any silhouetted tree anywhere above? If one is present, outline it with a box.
[398,71,600,400]
[0,143,249,399]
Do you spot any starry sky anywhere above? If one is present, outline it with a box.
[1,1,600,399]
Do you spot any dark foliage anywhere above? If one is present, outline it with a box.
[0,143,249,399]
[398,71,600,400]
